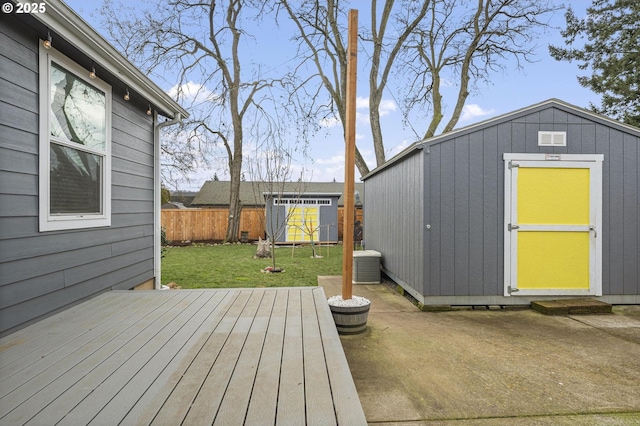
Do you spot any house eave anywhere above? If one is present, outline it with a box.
[32,0,188,120]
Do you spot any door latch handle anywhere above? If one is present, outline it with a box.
[589,225,597,238]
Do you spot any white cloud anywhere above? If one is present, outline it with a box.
[356,97,397,117]
[460,104,496,122]
[310,156,345,182]
[378,99,397,117]
[316,155,345,165]
[356,97,369,109]
[167,81,219,104]
[320,97,397,127]
[356,111,369,124]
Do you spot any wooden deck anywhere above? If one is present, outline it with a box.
[0,288,366,425]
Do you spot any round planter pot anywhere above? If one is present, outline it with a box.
[328,301,371,335]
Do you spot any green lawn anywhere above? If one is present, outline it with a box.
[161,244,343,288]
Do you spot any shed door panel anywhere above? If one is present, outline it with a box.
[504,155,603,297]
[518,167,590,224]
[287,207,319,242]
[517,231,590,290]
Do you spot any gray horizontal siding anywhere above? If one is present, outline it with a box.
[0,22,39,75]
[0,14,159,334]
[0,259,153,332]
[0,170,37,195]
[0,246,152,305]
[365,103,639,301]
[0,226,153,264]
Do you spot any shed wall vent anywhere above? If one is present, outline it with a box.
[538,131,567,147]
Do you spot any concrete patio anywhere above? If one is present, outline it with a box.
[319,276,640,425]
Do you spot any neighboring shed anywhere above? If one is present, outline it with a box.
[192,181,364,208]
[191,181,364,242]
[362,99,640,306]
[0,1,188,335]
[264,192,342,243]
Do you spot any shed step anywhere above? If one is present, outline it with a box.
[531,299,612,315]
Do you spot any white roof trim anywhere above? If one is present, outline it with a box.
[30,0,188,119]
[419,98,640,147]
[363,98,640,180]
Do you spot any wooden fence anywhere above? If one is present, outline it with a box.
[162,208,363,242]
[162,208,262,242]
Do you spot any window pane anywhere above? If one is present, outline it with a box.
[50,62,106,151]
[50,144,102,214]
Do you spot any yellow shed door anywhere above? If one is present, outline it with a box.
[504,154,603,296]
[287,207,319,242]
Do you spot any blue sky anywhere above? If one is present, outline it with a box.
[64,0,599,191]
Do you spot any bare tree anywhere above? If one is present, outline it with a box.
[278,0,370,175]
[403,0,561,140]
[366,0,431,168]
[100,0,292,242]
[298,213,322,258]
[247,140,307,269]
[279,0,559,174]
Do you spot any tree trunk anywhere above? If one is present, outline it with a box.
[355,147,370,177]
[225,113,243,242]
[369,91,386,168]
[424,73,443,140]
[226,155,242,242]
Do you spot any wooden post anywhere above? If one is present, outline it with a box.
[342,9,358,300]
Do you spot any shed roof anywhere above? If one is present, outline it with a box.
[362,98,640,180]
[32,0,188,120]
[192,181,365,207]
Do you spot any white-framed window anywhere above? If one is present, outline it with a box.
[273,198,332,206]
[39,45,112,231]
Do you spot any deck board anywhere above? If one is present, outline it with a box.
[182,290,262,425]
[61,291,221,425]
[0,288,366,425]
[313,288,368,424]
[88,290,229,425]
[0,291,194,422]
[0,292,166,399]
[150,290,250,426]
[277,289,306,425]
[244,288,288,425]
[20,292,204,425]
[116,290,237,425]
[214,290,275,425]
[302,288,337,426]
[0,292,131,368]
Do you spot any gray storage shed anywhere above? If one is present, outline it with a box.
[0,1,187,335]
[264,192,341,243]
[362,99,639,306]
